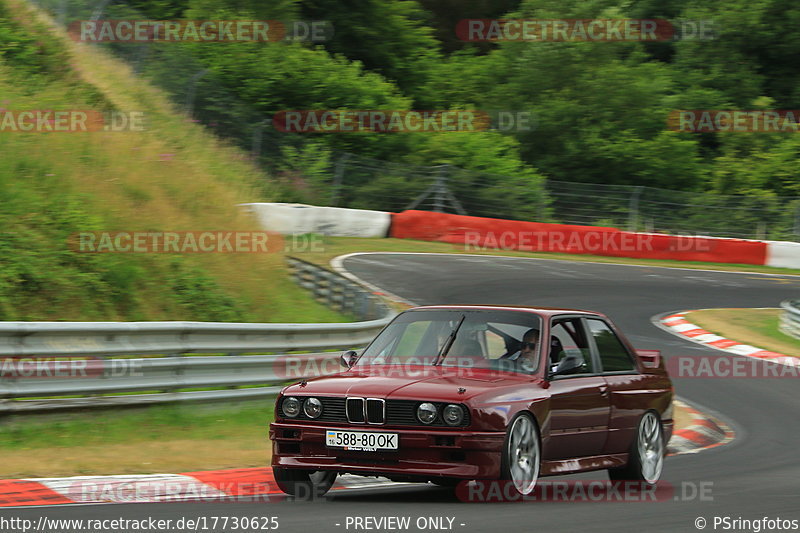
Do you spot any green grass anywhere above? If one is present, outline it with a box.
[752,316,797,345]
[686,308,800,358]
[0,402,278,477]
[752,315,799,354]
[0,403,273,450]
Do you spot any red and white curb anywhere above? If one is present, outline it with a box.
[660,311,799,368]
[0,468,410,508]
[0,468,272,507]
[667,400,734,455]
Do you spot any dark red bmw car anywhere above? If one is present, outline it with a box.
[269,305,673,496]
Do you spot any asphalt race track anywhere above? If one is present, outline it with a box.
[5,253,800,533]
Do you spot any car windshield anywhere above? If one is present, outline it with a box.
[357,309,543,375]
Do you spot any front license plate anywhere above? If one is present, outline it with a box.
[325,430,398,451]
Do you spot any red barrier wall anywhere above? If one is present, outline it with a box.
[389,211,768,265]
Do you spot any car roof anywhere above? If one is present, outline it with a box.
[407,304,604,318]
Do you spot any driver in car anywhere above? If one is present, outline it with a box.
[502,328,539,372]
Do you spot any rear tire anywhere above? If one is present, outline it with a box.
[273,468,337,498]
[500,413,540,496]
[608,411,664,484]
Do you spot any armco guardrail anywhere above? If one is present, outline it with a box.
[779,300,800,340]
[287,256,390,320]
[0,319,389,358]
[0,352,345,412]
[0,259,394,412]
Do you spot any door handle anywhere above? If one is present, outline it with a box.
[599,386,609,397]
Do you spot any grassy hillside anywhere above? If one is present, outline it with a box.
[0,0,343,322]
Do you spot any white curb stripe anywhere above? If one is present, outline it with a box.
[29,474,227,503]
[672,323,700,333]
[694,333,724,343]
[727,345,763,356]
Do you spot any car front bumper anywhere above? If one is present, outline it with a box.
[270,422,505,480]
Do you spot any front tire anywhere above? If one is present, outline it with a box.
[608,411,664,484]
[500,413,540,496]
[273,468,337,498]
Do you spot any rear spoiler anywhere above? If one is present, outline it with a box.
[636,349,665,374]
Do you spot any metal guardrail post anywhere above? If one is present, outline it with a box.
[355,292,368,321]
[779,300,800,340]
[628,186,643,232]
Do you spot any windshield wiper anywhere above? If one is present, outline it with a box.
[434,314,466,365]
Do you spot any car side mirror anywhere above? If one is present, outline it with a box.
[551,352,585,377]
[340,350,359,369]
[636,349,661,369]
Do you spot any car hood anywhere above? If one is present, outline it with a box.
[282,365,542,402]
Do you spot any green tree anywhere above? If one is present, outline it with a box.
[298,0,441,105]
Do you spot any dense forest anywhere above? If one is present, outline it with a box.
[8,0,800,231]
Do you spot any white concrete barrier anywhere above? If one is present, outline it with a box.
[765,241,800,269]
[240,203,391,237]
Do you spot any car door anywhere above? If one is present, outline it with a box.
[543,316,611,460]
[584,317,645,455]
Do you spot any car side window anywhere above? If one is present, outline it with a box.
[587,319,636,372]
[550,318,593,375]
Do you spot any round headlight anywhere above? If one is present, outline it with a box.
[303,397,323,419]
[417,402,438,424]
[443,404,464,426]
[282,396,300,418]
